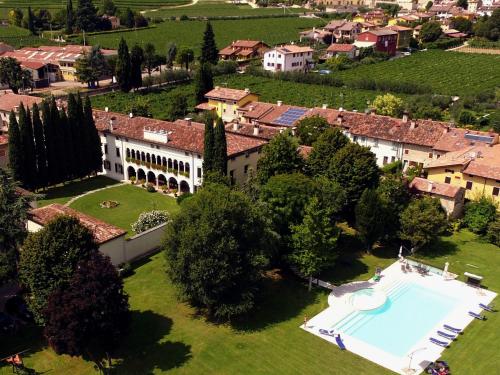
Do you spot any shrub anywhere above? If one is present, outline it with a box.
[146,184,156,193]
[177,192,193,205]
[486,219,500,247]
[129,176,136,183]
[132,210,171,233]
[463,197,497,234]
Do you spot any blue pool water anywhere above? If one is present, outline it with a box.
[331,282,459,357]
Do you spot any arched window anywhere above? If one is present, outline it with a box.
[173,160,178,170]
[179,161,184,172]
[131,150,136,159]
[162,157,167,166]
[185,162,190,174]
[126,148,130,158]
[146,153,151,163]
[168,158,173,169]
[152,154,156,165]
[141,152,145,161]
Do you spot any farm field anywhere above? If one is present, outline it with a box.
[1,230,498,374]
[335,50,500,97]
[0,25,57,48]
[85,17,324,53]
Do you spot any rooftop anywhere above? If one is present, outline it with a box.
[326,43,356,52]
[205,87,254,101]
[29,204,126,244]
[0,93,43,113]
[274,45,314,54]
[409,177,463,199]
[0,134,8,145]
[360,29,398,36]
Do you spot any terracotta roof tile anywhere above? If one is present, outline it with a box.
[409,177,462,198]
[433,128,499,152]
[205,87,253,101]
[225,122,281,140]
[0,135,8,145]
[326,44,356,52]
[29,204,126,244]
[0,93,42,113]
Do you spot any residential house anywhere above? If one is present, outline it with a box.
[102,15,120,29]
[196,87,258,122]
[325,43,357,59]
[385,25,413,48]
[94,110,267,191]
[409,177,465,218]
[356,29,398,55]
[323,21,362,41]
[263,45,313,73]
[218,40,269,60]
[299,28,333,44]
[0,93,43,132]
[425,143,500,208]
[354,10,388,26]
[315,0,364,6]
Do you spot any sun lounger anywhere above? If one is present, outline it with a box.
[469,311,486,320]
[335,334,346,350]
[319,329,335,336]
[443,324,462,333]
[430,337,449,347]
[437,330,456,340]
[479,303,494,312]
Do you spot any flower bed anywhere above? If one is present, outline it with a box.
[100,200,120,209]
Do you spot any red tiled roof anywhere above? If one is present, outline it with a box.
[0,135,8,145]
[361,29,398,36]
[29,204,126,244]
[298,145,313,158]
[20,60,49,70]
[232,40,263,48]
[409,177,462,199]
[0,93,42,113]
[433,128,498,152]
[93,110,267,157]
[194,102,215,111]
[326,44,356,52]
[386,25,413,32]
[205,87,253,101]
[218,46,238,56]
[225,122,281,140]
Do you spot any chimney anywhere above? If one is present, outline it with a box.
[215,86,220,90]
[410,120,417,129]
[105,106,109,112]
[233,122,240,131]
[249,105,255,111]
[337,113,343,126]
[109,117,116,131]
[443,126,450,134]
[14,106,19,113]
[277,100,283,107]
[244,88,250,94]
[427,181,433,193]
[184,117,192,126]
[402,110,409,123]
[253,124,260,136]
[129,112,133,118]
[370,108,376,116]
[291,127,296,136]
[322,104,328,109]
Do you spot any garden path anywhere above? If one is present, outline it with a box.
[64,181,125,207]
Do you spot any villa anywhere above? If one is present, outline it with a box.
[262,45,314,73]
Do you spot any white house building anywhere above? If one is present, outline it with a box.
[0,93,42,132]
[263,45,313,73]
[94,110,267,192]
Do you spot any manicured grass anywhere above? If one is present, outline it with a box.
[69,184,179,235]
[1,230,497,374]
[37,176,119,207]
[335,50,500,97]
[85,17,324,53]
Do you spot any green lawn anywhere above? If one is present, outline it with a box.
[69,184,179,235]
[37,176,119,207]
[1,230,498,374]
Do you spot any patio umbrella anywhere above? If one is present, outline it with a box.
[444,262,449,276]
[398,245,403,258]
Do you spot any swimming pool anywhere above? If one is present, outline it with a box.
[331,281,459,357]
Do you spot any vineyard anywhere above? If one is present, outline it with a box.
[85,17,324,53]
[335,50,500,97]
[0,25,57,48]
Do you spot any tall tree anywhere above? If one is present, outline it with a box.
[194,62,213,104]
[166,92,188,121]
[27,6,35,35]
[143,43,158,77]
[213,117,227,176]
[130,44,144,90]
[257,132,304,184]
[166,43,177,69]
[41,99,57,185]
[19,215,99,323]
[121,8,134,28]
[18,104,37,189]
[84,96,102,175]
[296,115,329,146]
[8,111,24,183]
[75,0,100,32]
[116,38,131,93]
[66,94,83,178]
[377,175,409,240]
[372,94,404,117]
[164,184,268,321]
[176,48,194,70]
[419,21,442,42]
[101,0,117,15]
[50,97,65,183]
[355,189,386,251]
[200,22,218,65]
[203,115,215,175]
[32,103,48,189]
[290,196,341,290]
[44,252,130,370]
[0,168,32,285]
[66,0,74,34]
[59,109,74,180]
[0,57,32,94]
[306,128,349,177]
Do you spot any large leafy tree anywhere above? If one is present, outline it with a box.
[75,46,108,87]
[75,0,100,32]
[200,22,218,65]
[306,128,349,177]
[400,197,447,249]
[194,63,213,104]
[372,94,404,117]
[296,115,329,146]
[143,43,159,77]
[166,92,188,121]
[116,38,131,93]
[19,216,99,323]
[7,111,23,183]
[44,252,129,369]
[0,57,32,94]
[327,143,380,218]
[419,21,442,42]
[164,184,268,321]
[176,48,194,70]
[166,43,177,69]
[355,189,386,251]
[257,132,304,184]
[377,175,410,239]
[0,168,32,285]
[463,197,497,234]
[130,44,144,90]
[290,196,341,290]
[213,117,227,176]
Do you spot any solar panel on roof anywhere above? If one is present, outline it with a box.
[464,133,494,143]
[274,108,307,126]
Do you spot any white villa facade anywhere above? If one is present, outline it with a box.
[263,45,313,72]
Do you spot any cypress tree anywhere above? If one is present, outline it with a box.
[213,117,227,176]
[67,94,84,178]
[194,63,214,104]
[84,96,102,174]
[49,97,64,183]
[76,94,91,177]
[19,105,37,189]
[200,22,218,65]
[41,100,57,185]
[32,103,48,190]
[116,38,131,93]
[59,109,74,181]
[27,7,35,35]
[203,116,215,175]
[7,111,24,183]
[130,45,144,90]
[66,0,74,35]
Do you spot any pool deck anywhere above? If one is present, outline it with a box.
[302,260,497,375]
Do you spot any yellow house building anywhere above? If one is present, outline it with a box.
[200,87,259,122]
[425,143,500,208]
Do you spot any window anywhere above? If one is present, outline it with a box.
[104,144,108,154]
[383,156,388,165]
[404,149,409,154]
[126,148,130,158]
[116,147,120,157]
[103,160,111,170]
[428,153,433,159]
[391,156,396,163]
[245,152,250,158]
[244,165,249,174]
[197,167,202,178]
[444,176,451,184]
[465,181,473,190]
[373,139,378,147]
[445,169,455,174]
[493,187,499,196]
[114,163,123,174]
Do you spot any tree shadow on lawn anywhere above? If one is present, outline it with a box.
[111,310,191,375]
[39,176,118,202]
[415,236,459,259]
[230,270,324,333]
